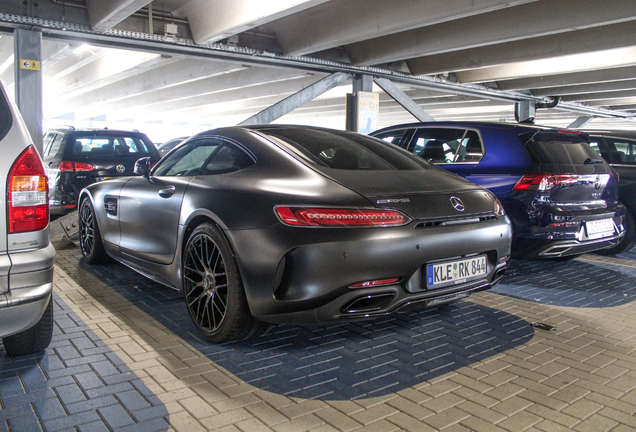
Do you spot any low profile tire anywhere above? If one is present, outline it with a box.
[596,209,636,256]
[182,223,267,343]
[78,198,110,264]
[3,296,53,356]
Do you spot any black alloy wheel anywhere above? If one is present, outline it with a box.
[78,198,109,263]
[184,230,229,334]
[182,223,269,343]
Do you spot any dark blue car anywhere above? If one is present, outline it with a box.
[372,122,625,259]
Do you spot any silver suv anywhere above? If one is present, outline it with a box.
[0,82,55,356]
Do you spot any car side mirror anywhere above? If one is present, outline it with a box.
[134,157,151,178]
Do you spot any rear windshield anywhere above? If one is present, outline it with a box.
[70,133,154,156]
[523,131,601,165]
[259,127,431,171]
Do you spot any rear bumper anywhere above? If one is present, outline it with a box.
[49,190,78,215]
[0,243,55,338]
[228,216,512,325]
[515,211,625,258]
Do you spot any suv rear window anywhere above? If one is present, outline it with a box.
[261,127,431,171]
[523,131,600,165]
[71,134,153,155]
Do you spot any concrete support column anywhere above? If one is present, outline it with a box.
[14,29,43,154]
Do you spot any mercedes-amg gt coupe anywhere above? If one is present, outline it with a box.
[79,125,512,343]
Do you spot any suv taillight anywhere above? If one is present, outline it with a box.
[513,173,578,191]
[59,161,94,171]
[7,146,49,233]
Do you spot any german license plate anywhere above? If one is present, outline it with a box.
[427,255,487,288]
[586,218,614,235]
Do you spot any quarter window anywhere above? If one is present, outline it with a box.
[44,133,64,157]
[410,128,484,164]
[201,144,254,174]
[373,129,409,146]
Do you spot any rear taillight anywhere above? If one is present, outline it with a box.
[59,161,94,171]
[275,206,410,227]
[513,173,578,191]
[7,146,49,233]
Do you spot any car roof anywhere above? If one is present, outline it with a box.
[45,126,150,136]
[374,121,573,133]
[582,129,636,140]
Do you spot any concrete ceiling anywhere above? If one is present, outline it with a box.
[0,0,635,141]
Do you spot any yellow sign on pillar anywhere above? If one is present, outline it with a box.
[19,59,41,70]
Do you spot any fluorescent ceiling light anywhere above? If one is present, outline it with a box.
[457,46,636,83]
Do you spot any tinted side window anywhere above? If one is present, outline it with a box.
[201,144,254,175]
[410,128,483,164]
[43,132,56,156]
[47,133,64,157]
[373,129,409,146]
[606,138,636,164]
[587,137,610,161]
[154,138,221,176]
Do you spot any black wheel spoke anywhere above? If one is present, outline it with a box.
[184,232,228,335]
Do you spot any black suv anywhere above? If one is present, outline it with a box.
[43,127,161,216]
[586,130,636,254]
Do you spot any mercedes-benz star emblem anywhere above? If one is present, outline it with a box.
[450,196,465,212]
[116,164,125,173]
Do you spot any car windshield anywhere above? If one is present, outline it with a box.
[71,133,153,155]
[260,127,431,171]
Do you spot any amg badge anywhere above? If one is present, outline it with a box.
[376,198,410,204]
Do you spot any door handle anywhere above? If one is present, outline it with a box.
[158,185,176,198]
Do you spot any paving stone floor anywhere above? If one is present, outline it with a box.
[1,240,636,431]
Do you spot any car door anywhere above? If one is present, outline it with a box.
[117,138,222,264]
[601,136,636,208]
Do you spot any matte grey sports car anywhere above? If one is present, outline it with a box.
[79,125,512,343]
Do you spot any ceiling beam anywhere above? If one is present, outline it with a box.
[47,58,241,117]
[239,72,351,125]
[85,0,152,31]
[588,97,636,106]
[408,21,636,76]
[1,12,631,121]
[271,0,536,57]
[173,0,329,44]
[345,0,636,66]
[73,68,315,121]
[497,65,636,90]
[562,89,636,103]
[374,78,435,122]
[532,79,636,97]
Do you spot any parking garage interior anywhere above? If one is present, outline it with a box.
[1,0,636,430]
